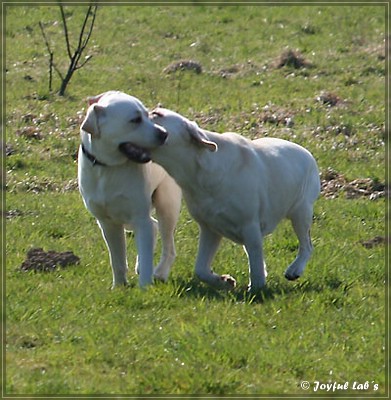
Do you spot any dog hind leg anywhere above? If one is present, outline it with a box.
[152,179,182,281]
[284,203,314,281]
[243,225,267,292]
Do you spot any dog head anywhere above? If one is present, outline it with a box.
[150,108,218,152]
[81,91,167,164]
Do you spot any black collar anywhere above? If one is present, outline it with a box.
[81,144,107,167]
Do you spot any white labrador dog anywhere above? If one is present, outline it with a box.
[130,108,320,292]
[78,92,181,288]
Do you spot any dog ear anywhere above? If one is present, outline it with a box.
[87,90,118,106]
[81,104,105,137]
[150,108,165,118]
[187,121,218,152]
[87,93,105,106]
[87,90,121,106]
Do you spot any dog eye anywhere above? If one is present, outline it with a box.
[130,116,142,124]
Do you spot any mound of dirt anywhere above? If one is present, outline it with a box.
[275,49,312,69]
[163,60,202,74]
[5,143,16,156]
[316,91,342,107]
[217,61,259,78]
[6,209,25,219]
[258,104,294,127]
[15,126,42,140]
[360,236,386,249]
[20,248,80,272]
[321,168,385,200]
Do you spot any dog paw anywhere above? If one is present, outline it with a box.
[219,274,237,290]
[153,272,168,282]
[284,272,300,281]
[111,280,128,289]
[247,283,266,294]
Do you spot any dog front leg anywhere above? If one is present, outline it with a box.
[133,219,154,288]
[134,217,158,276]
[195,225,236,290]
[98,221,128,288]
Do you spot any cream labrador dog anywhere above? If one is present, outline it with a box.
[131,108,320,292]
[78,92,181,288]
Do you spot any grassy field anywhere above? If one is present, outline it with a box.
[4,4,386,396]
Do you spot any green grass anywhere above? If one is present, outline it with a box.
[5,4,386,396]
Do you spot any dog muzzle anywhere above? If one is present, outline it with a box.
[119,143,152,163]
[119,126,167,163]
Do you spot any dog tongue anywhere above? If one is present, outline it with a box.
[119,143,151,163]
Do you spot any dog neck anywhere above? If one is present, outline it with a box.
[81,143,107,167]
[151,145,214,191]
[80,133,128,168]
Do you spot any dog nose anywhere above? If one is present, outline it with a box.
[156,125,168,144]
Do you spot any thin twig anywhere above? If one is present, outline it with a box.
[82,6,98,51]
[77,5,93,52]
[53,63,64,82]
[38,21,51,53]
[59,5,72,60]
[40,4,98,96]
[75,55,93,70]
[38,22,54,91]
[48,53,53,91]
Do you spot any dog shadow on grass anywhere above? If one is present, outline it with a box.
[168,275,346,304]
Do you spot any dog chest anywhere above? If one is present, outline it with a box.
[79,163,151,225]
